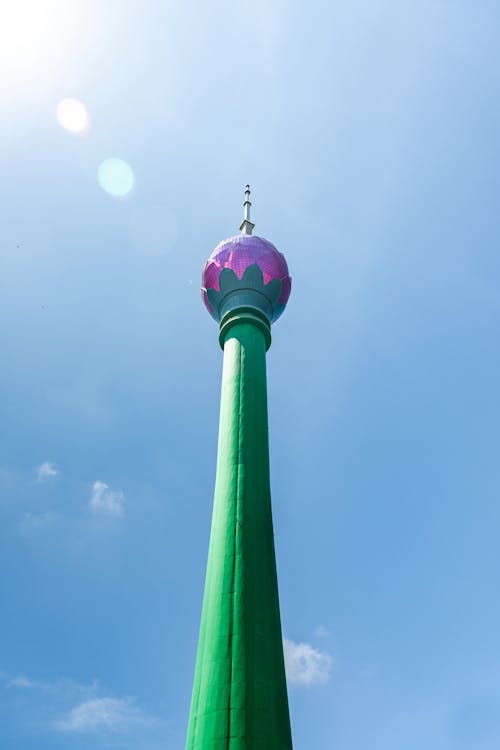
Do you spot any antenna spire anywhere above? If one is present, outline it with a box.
[239,184,255,235]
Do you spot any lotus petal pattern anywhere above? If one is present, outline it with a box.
[202,234,291,323]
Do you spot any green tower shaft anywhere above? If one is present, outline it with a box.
[186,311,293,749]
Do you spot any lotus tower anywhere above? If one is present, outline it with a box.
[186,186,293,749]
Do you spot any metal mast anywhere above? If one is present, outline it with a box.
[239,184,255,235]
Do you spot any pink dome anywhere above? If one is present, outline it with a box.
[202,234,291,322]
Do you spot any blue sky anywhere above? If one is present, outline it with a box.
[1,1,499,748]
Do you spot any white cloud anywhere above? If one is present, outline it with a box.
[37,462,58,481]
[90,481,124,516]
[55,697,153,733]
[283,638,332,687]
[3,672,159,737]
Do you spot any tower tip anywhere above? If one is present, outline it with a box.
[239,184,255,235]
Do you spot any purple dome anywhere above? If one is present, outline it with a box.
[202,234,291,323]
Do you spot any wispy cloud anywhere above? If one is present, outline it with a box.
[54,697,154,733]
[7,675,41,689]
[37,462,58,482]
[3,672,159,739]
[283,638,332,687]
[90,481,124,516]
[18,511,59,536]
[314,624,331,639]
[3,671,96,698]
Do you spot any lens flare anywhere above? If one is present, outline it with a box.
[97,158,135,197]
[129,205,179,256]
[56,98,89,134]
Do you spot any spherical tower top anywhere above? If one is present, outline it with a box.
[201,186,291,324]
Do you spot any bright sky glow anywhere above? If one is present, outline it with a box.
[0,3,57,72]
[0,2,86,93]
[97,158,135,197]
[56,99,90,135]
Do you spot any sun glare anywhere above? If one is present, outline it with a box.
[56,98,90,134]
[0,2,82,84]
